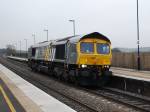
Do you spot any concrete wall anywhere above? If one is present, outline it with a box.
[112,52,150,70]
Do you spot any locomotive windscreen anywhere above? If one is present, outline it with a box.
[55,44,65,60]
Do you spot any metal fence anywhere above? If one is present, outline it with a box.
[112,52,150,70]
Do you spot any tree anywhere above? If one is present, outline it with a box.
[112,48,121,53]
[6,45,16,56]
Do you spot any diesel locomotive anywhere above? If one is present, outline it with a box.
[28,32,112,86]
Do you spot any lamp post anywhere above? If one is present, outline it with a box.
[19,41,21,57]
[69,20,75,36]
[44,29,48,41]
[14,43,17,56]
[13,43,17,50]
[137,0,140,70]
[24,39,27,58]
[32,34,35,45]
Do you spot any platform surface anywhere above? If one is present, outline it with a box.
[0,63,76,112]
[7,56,28,61]
[0,78,26,112]
[111,67,150,82]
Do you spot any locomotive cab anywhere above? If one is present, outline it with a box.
[74,34,112,86]
[77,38,111,69]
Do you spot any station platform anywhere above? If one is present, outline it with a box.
[0,64,76,112]
[7,56,150,82]
[7,56,28,62]
[0,78,25,112]
[111,67,150,82]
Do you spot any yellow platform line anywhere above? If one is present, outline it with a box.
[0,85,16,112]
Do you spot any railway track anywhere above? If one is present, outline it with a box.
[0,57,98,112]
[2,57,150,112]
[84,87,150,112]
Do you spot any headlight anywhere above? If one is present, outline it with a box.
[104,65,109,68]
[81,64,87,68]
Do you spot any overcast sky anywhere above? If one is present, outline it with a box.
[0,0,150,50]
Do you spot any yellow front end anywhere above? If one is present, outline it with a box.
[76,38,112,67]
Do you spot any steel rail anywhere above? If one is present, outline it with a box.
[82,87,150,112]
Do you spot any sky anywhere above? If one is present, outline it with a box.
[0,0,150,50]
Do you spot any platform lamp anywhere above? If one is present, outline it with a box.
[69,20,75,36]
[19,41,21,57]
[32,34,36,45]
[44,29,48,41]
[14,43,17,56]
[137,0,140,70]
[24,39,27,58]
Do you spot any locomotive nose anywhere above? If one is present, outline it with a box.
[79,54,111,65]
[79,55,97,65]
[89,56,97,65]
